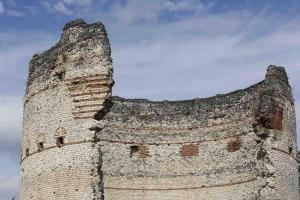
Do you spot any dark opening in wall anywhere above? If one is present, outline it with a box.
[38,142,44,151]
[180,144,199,157]
[25,148,29,157]
[62,53,67,63]
[289,147,293,156]
[130,145,149,159]
[55,71,66,81]
[227,137,241,152]
[130,145,139,158]
[56,136,65,147]
[257,148,266,160]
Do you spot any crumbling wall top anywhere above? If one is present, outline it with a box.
[26,19,111,93]
[63,18,87,31]
[266,65,289,85]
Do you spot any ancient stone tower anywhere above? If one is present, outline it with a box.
[20,19,299,200]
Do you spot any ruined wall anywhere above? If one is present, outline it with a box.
[259,67,299,199]
[20,18,299,200]
[95,66,299,200]
[20,19,113,200]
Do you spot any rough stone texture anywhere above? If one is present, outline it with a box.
[20,19,299,200]
[20,19,112,200]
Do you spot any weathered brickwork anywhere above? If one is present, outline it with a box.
[20,19,112,200]
[20,19,299,200]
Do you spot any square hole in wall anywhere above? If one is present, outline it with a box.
[54,71,66,81]
[38,142,44,151]
[289,147,293,156]
[130,145,139,158]
[25,148,29,157]
[130,145,149,159]
[56,137,65,147]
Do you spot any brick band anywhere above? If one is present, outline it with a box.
[105,178,257,191]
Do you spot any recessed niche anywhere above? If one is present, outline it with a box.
[25,148,29,157]
[180,144,199,157]
[289,147,293,155]
[130,145,139,158]
[38,142,44,151]
[56,136,65,147]
[130,145,149,159]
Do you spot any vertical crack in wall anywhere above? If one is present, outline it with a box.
[89,124,105,200]
[255,138,276,199]
[96,136,105,200]
[90,99,113,200]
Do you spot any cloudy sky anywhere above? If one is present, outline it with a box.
[1,0,300,199]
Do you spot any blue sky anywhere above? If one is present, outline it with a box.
[1,0,300,199]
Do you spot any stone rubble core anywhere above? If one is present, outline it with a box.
[20,19,299,200]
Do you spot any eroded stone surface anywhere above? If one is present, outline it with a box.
[20,19,113,200]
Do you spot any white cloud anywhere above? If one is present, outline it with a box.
[25,6,38,14]
[164,0,205,12]
[7,10,26,17]
[63,0,92,6]
[109,12,300,99]
[109,0,210,24]
[7,0,16,7]
[42,0,208,23]
[50,0,93,15]
[54,1,73,15]
[41,0,52,12]
[110,0,161,24]
[0,1,5,15]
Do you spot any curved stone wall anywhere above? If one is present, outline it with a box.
[96,66,299,199]
[20,19,113,200]
[20,18,299,200]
